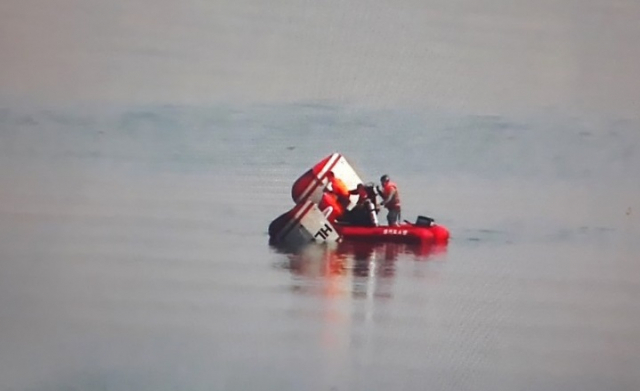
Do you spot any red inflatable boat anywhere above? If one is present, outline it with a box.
[334,221,450,245]
[267,152,451,249]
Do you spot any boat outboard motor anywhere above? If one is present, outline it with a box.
[415,215,435,227]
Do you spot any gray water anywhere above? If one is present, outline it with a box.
[1,1,640,390]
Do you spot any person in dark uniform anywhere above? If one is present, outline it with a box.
[345,183,379,226]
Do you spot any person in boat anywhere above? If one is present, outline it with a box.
[325,171,351,210]
[378,174,401,226]
[343,183,379,226]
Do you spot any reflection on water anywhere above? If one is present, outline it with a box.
[0,101,639,390]
[273,240,447,299]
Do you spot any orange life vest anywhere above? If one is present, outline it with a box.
[330,177,350,200]
[382,181,400,209]
[319,192,344,222]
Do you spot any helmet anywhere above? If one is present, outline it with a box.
[380,174,390,183]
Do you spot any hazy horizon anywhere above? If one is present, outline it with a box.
[2,0,639,117]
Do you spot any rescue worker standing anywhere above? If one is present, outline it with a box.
[379,174,401,226]
[325,171,351,210]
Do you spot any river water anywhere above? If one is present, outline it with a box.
[1,1,639,390]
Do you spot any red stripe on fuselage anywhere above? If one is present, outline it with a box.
[275,201,316,241]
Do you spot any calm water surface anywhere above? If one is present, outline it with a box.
[1,105,638,391]
[1,1,640,390]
